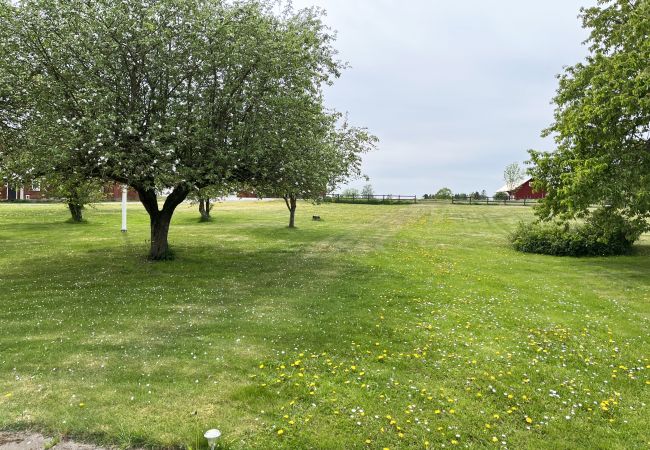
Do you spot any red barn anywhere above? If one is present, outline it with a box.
[496,178,545,200]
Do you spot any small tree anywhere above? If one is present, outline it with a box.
[187,186,229,222]
[252,93,376,228]
[43,173,104,222]
[341,188,360,198]
[361,183,374,199]
[504,163,525,191]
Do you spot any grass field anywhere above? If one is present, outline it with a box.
[0,201,649,449]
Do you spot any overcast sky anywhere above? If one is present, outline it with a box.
[290,0,595,195]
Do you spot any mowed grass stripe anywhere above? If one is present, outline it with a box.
[0,202,648,449]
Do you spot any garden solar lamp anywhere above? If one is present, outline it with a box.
[204,429,221,450]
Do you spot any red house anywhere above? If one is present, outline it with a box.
[103,183,139,201]
[2,181,138,201]
[1,182,45,201]
[496,178,546,200]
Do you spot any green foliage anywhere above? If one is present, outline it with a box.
[44,174,104,205]
[340,187,359,197]
[529,0,650,230]
[4,0,343,192]
[511,208,643,256]
[249,92,376,226]
[325,196,414,205]
[494,191,509,201]
[1,0,359,256]
[434,187,453,199]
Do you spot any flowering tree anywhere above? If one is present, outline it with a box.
[3,0,342,258]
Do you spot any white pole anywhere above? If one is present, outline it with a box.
[121,186,128,232]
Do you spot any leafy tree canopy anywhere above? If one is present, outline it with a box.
[434,187,453,199]
[529,0,650,231]
[249,90,376,227]
[1,0,347,257]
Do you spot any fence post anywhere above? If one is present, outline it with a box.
[414,195,417,204]
[524,198,527,206]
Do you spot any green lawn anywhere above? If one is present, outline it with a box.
[0,201,649,449]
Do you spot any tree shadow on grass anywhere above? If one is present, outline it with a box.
[0,230,408,449]
[0,224,399,350]
[569,240,650,284]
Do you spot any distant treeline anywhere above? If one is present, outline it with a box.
[422,188,506,200]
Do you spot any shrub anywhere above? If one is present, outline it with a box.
[511,209,643,256]
[434,188,453,200]
[494,192,509,201]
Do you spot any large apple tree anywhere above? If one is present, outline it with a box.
[3,0,342,258]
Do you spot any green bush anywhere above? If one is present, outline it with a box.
[511,209,643,256]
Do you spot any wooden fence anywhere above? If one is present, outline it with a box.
[326,194,417,204]
[451,196,540,206]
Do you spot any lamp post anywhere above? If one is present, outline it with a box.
[121,185,127,232]
[204,429,221,450]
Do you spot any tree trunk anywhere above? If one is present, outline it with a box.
[137,185,189,260]
[150,212,173,259]
[285,195,297,228]
[68,202,83,222]
[198,197,211,221]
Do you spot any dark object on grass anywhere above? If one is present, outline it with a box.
[312,215,321,221]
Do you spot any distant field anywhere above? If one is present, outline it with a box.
[0,201,648,449]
